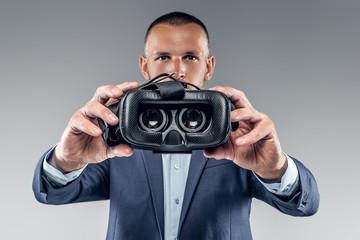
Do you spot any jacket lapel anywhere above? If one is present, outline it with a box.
[178,150,208,234]
[141,149,209,238]
[141,150,164,239]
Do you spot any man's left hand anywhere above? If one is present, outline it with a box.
[204,86,287,181]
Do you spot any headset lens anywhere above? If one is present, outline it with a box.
[180,108,206,132]
[140,108,166,132]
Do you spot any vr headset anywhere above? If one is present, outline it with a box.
[98,73,238,153]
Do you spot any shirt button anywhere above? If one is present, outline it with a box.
[174,164,180,170]
[175,198,180,204]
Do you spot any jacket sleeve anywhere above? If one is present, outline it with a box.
[32,149,110,205]
[249,157,320,216]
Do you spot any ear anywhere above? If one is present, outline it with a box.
[139,55,150,80]
[205,55,215,81]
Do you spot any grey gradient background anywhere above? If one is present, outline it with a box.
[1,0,359,239]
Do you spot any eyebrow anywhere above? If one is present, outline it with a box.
[154,52,171,56]
[184,51,200,55]
[153,50,202,56]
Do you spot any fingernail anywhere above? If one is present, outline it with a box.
[231,111,237,119]
[111,148,119,156]
[109,114,117,122]
[236,138,245,144]
[92,127,101,134]
[130,82,139,87]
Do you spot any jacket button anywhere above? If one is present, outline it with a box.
[300,199,308,208]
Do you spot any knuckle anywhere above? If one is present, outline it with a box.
[239,91,246,99]
[72,109,84,121]
[83,101,103,118]
[84,101,96,111]
[212,86,223,91]
[259,112,267,118]
[76,118,87,131]
[94,85,113,96]
[261,114,274,128]
[69,112,79,124]
[103,85,114,95]
[269,120,275,129]
[95,86,105,95]
[248,107,256,114]
[117,82,130,90]
[69,112,87,132]
[107,84,117,92]
[99,107,111,118]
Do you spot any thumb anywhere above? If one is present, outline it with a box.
[203,146,228,160]
[108,144,134,158]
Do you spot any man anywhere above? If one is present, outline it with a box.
[33,12,319,239]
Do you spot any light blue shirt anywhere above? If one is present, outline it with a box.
[162,154,191,240]
[43,148,299,240]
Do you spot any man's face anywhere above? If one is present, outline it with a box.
[139,23,215,89]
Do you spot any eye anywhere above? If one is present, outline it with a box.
[156,56,170,61]
[183,55,198,61]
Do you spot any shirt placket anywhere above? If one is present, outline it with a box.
[170,154,184,240]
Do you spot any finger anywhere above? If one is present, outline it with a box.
[92,85,123,104]
[209,86,252,108]
[204,146,227,160]
[92,82,139,104]
[82,101,118,125]
[235,118,274,145]
[107,144,134,158]
[116,81,140,93]
[68,111,103,136]
[230,108,263,123]
[203,140,234,160]
[105,98,120,107]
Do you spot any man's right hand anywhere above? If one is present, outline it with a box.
[49,82,139,173]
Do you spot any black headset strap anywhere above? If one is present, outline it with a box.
[138,73,201,93]
[138,73,175,90]
[154,80,185,99]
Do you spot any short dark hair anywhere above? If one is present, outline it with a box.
[144,12,210,54]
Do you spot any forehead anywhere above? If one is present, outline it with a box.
[145,23,208,55]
